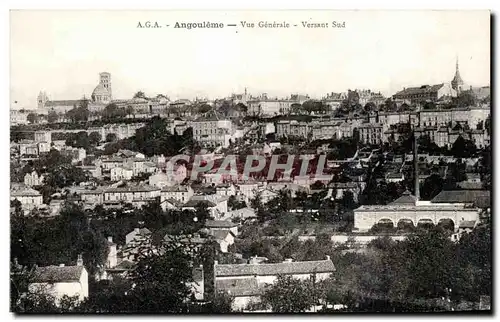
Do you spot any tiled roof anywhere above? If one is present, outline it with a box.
[394,84,444,97]
[105,185,159,193]
[216,278,262,297]
[31,265,84,283]
[165,234,209,245]
[209,229,233,240]
[78,188,105,194]
[226,207,256,219]
[205,220,238,228]
[389,191,417,206]
[11,188,41,197]
[183,200,216,208]
[45,100,80,107]
[161,198,183,207]
[215,259,335,277]
[431,190,490,204]
[457,182,483,190]
[161,185,190,192]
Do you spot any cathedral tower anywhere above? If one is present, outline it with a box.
[37,91,48,109]
[91,72,112,104]
[99,72,112,99]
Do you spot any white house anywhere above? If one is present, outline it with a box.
[214,256,335,311]
[205,220,239,236]
[10,187,44,213]
[221,207,257,222]
[208,230,235,253]
[148,171,173,189]
[24,171,45,187]
[28,256,89,304]
[110,166,134,181]
[160,185,194,204]
[237,182,259,203]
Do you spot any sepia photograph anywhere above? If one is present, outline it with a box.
[9,9,492,314]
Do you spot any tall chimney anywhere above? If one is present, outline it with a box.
[413,132,420,201]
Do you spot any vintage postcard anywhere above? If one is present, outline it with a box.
[9,10,491,314]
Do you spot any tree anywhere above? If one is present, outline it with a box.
[364,102,376,113]
[105,133,118,143]
[88,131,102,145]
[420,174,444,200]
[417,134,441,155]
[133,91,147,99]
[66,99,89,123]
[65,131,90,150]
[27,113,39,124]
[453,92,477,108]
[197,104,212,114]
[310,180,325,190]
[383,98,398,112]
[228,195,246,211]
[260,275,318,312]
[400,228,465,300]
[103,103,126,120]
[450,136,476,158]
[47,110,59,123]
[485,115,491,137]
[235,102,248,114]
[125,238,197,313]
[423,101,436,110]
[208,292,234,313]
[11,202,107,276]
[456,223,491,300]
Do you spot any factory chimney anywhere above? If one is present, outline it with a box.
[413,131,420,201]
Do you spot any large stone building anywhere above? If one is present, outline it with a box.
[353,191,482,232]
[392,83,457,105]
[91,72,112,104]
[190,113,234,148]
[38,72,113,113]
[247,93,309,116]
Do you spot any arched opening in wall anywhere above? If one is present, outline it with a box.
[437,218,455,232]
[417,218,435,230]
[397,219,415,232]
[370,218,395,233]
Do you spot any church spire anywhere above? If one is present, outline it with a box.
[451,54,464,92]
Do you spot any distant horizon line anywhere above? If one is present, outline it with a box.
[11,81,491,110]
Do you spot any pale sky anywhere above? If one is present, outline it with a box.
[10,10,490,109]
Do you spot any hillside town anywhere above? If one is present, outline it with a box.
[10,58,492,313]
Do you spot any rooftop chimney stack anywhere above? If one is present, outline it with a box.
[77,254,83,267]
